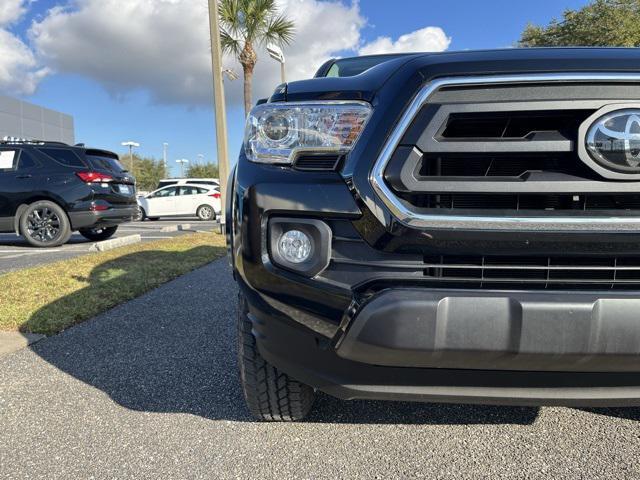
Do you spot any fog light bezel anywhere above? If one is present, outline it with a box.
[268,218,331,277]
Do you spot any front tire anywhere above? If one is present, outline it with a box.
[19,200,72,248]
[237,293,315,421]
[79,225,118,242]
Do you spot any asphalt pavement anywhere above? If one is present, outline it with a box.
[1,259,640,479]
[0,218,219,274]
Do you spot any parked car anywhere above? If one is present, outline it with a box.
[157,178,219,189]
[0,140,136,247]
[137,183,220,221]
[229,48,640,421]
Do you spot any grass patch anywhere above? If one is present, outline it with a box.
[0,232,226,335]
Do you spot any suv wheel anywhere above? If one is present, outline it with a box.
[237,293,315,421]
[196,205,215,221]
[79,226,118,242]
[20,200,72,248]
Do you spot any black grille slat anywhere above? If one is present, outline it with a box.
[422,256,640,289]
[440,110,591,140]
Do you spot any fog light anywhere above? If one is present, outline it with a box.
[278,230,312,264]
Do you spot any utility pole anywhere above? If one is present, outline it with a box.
[163,142,169,177]
[208,0,230,225]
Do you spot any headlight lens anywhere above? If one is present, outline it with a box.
[244,101,372,164]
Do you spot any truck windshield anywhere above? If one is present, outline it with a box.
[324,54,411,77]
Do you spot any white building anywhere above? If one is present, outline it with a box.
[0,94,75,144]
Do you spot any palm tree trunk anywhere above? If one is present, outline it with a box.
[242,63,254,117]
[240,42,257,117]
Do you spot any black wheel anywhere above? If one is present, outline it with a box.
[19,200,72,248]
[196,204,216,221]
[237,293,315,421]
[79,225,118,242]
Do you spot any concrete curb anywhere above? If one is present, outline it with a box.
[90,234,142,252]
[0,332,46,357]
[160,224,193,233]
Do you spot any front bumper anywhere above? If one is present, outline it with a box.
[232,157,640,406]
[68,205,138,230]
[246,285,640,406]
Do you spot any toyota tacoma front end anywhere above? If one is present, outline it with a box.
[229,48,640,421]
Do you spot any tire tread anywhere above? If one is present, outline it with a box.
[237,294,315,421]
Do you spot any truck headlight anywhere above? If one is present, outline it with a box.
[244,101,372,164]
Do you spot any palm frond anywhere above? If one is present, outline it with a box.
[219,28,242,56]
[262,14,295,46]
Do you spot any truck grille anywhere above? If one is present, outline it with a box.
[380,77,640,219]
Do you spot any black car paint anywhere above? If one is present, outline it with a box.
[0,144,137,234]
[230,48,640,406]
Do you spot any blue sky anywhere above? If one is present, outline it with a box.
[3,0,589,176]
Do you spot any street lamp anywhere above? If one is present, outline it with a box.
[163,142,169,176]
[121,141,140,172]
[197,154,205,165]
[267,44,286,84]
[222,68,239,81]
[176,158,189,178]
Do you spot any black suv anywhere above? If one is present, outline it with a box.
[229,48,640,421]
[0,140,137,247]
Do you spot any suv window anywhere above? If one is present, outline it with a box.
[87,155,127,173]
[18,151,38,170]
[153,187,177,197]
[0,150,18,171]
[38,148,85,168]
[158,180,178,188]
[179,186,207,195]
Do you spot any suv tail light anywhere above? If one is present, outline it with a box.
[76,171,114,183]
[209,192,221,199]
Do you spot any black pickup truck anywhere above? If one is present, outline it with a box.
[228,48,640,421]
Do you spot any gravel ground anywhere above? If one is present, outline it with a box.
[1,259,640,479]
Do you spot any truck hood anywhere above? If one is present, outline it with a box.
[283,48,640,104]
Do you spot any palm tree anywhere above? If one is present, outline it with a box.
[218,0,295,117]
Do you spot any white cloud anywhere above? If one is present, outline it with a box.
[0,0,49,96]
[24,0,450,107]
[29,0,366,107]
[0,0,27,27]
[359,26,451,56]
[0,30,49,95]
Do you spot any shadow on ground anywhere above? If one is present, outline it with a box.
[26,256,640,425]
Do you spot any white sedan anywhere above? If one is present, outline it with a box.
[136,184,221,221]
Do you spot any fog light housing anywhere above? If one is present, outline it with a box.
[278,230,312,264]
[269,218,332,277]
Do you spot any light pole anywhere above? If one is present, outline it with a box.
[197,153,205,165]
[163,142,169,176]
[267,44,286,84]
[207,0,230,226]
[121,141,140,172]
[176,158,189,178]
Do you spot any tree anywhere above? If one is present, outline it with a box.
[218,0,295,116]
[186,162,220,179]
[520,0,640,47]
[119,153,166,191]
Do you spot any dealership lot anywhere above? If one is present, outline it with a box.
[1,259,639,479]
[0,219,218,274]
